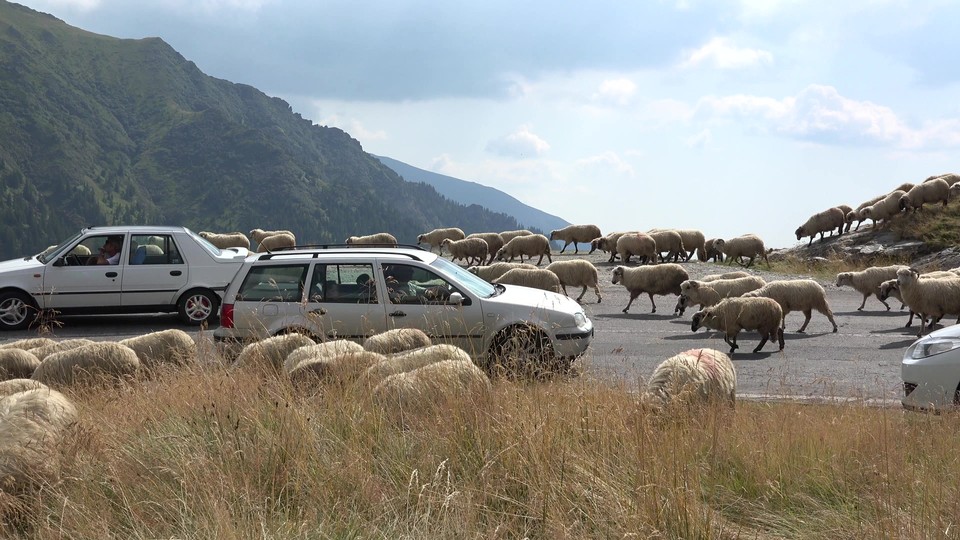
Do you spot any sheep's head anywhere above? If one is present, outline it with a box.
[879,280,897,300]
[898,195,909,211]
[691,310,707,332]
[679,280,697,294]
[611,266,625,285]
[440,238,452,247]
[494,248,506,261]
[835,272,851,287]
[467,266,479,275]
[794,226,805,240]
[417,234,424,244]
[589,238,600,253]
[345,237,356,244]
[896,267,919,285]
[549,230,558,240]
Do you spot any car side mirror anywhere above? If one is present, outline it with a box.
[448,292,464,305]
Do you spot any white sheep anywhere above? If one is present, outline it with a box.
[345,232,398,247]
[466,232,505,264]
[616,232,657,265]
[691,297,785,354]
[951,183,960,200]
[742,280,838,333]
[549,224,602,254]
[717,234,769,268]
[198,231,251,250]
[29,339,95,361]
[700,238,725,262]
[288,350,385,389]
[234,333,316,372]
[494,233,552,266]
[545,259,602,303]
[441,237,489,266]
[0,338,55,351]
[467,262,537,282]
[899,178,950,212]
[648,229,685,263]
[499,229,534,243]
[0,379,50,399]
[835,265,909,311]
[701,271,751,282]
[250,228,294,247]
[924,173,959,186]
[119,329,197,369]
[612,263,688,314]
[590,231,638,263]
[848,194,886,231]
[32,342,140,387]
[896,267,960,336]
[861,190,907,226]
[674,276,767,316]
[417,227,465,253]
[0,349,40,380]
[642,348,737,409]
[360,344,473,387]
[283,339,364,373]
[363,328,433,355]
[795,207,846,245]
[256,232,297,252]
[373,358,491,417]
[878,272,958,328]
[652,228,705,262]
[493,267,563,293]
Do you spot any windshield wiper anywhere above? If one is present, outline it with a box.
[490,283,506,297]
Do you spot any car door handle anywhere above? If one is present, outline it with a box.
[105,272,118,278]
[310,308,327,315]
[389,311,407,317]
[170,270,182,276]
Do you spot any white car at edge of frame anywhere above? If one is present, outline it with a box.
[902,322,960,412]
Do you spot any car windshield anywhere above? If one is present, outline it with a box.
[36,231,84,263]
[431,257,497,298]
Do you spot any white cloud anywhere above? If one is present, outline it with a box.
[592,78,637,106]
[575,151,635,177]
[318,113,387,142]
[686,129,712,148]
[485,125,551,159]
[680,37,774,70]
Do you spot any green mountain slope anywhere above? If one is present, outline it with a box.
[0,1,525,259]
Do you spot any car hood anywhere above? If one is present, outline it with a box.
[0,256,43,274]
[481,284,584,322]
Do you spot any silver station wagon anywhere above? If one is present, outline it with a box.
[213,246,594,371]
[0,226,249,330]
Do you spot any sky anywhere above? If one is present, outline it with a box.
[16,0,960,248]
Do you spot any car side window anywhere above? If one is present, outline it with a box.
[129,235,183,265]
[309,263,378,304]
[237,264,308,302]
[382,264,457,305]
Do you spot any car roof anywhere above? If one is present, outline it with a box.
[251,246,438,264]
[81,226,191,234]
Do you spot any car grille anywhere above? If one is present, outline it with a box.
[903,382,917,397]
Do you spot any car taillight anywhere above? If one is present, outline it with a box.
[221,303,234,328]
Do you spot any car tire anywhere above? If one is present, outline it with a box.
[177,289,219,326]
[0,291,39,331]
[488,325,556,379]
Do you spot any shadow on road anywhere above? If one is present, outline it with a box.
[593,312,679,321]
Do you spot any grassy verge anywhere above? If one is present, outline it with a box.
[4,357,960,539]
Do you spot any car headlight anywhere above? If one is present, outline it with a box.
[907,337,960,359]
[574,312,587,327]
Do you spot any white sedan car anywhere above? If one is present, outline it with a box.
[901,323,960,411]
[0,226,249,330]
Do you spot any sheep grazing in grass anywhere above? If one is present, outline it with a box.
[345,232,398,247]
[701,271,751,282]
[691,297,785,354]
[674,276,767,316]
[648,230,685,263]
[233,333,316,372]
[417,227,465,253]
[198,231,251,250]
[466,232,505,264]
[495,234,552,266]
[283,339,363,374]
[896,267,960,337]
[499,229,534,244]
[288,350,385,389]
[795,207,845,245]
[0,338,55,351]
[717,234,769,268]
[494,268,562,293]
[32,342,140,388]
[612,263,688,314]
[0,349,40,380]
[590,231,638,263]
[616,232,657,265]
[360,344,473,387]
[546,259,602,303]
[119,329,197,369]
[467,262,537,282]
[30,339,95,362]
[255,232,296,252]
[549,224,602,254]
[862,190,907,226]
[441,237,489,266]
[373,359,491,416]
[835,265,909,311]
[742,280,838,333]
[642,348,737,410]
[0,387,78,496]
[0,379,48,399]
[700,238,725,262]
[363,328,432,355]
[899,178,950,212]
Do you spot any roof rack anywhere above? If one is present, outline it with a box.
[276,243,425,251]
[256,243,429,261]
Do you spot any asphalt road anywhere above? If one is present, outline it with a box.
[0,251,921,403]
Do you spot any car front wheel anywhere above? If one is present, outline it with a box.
[0,291,38,331]
[178,289,219,326]
[488,326,559,379]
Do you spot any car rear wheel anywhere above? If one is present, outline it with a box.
[487,326,560,379]
[0,291,38,331]
[178,289,219,326]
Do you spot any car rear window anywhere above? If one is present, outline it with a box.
[237,264,308,302]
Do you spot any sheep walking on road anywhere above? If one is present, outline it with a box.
[546,259,602,303]
[743,280,838,333]
[691,297,785,354]
[549,224,602,254]
[612,264,688,314]
[835,265,909,311]
[495,234,553,266]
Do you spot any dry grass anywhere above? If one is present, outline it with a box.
[3,354,960,539]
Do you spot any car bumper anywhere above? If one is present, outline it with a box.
[901,355,960,412]
[552,323,594,358]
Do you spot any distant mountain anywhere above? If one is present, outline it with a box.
[0,1,525,260]
[375,156,570,235]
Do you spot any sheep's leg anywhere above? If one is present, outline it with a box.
[858,293,868,311]
[622,292,639,313]
[724,332,738,353]
[873,291,890,311]
[573,242,579,254]
[593,285,602,303]
[535,254,544,266]
[648,292,657,313]
[560,284,570,297]
[575,285,585,302]
[776,327,785,350]
[753,332,769,353]
[797,309,813,333]
[559,242,568,254]
[905,310,915,327]
[820,307,838,332]
[546,251,552,264]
